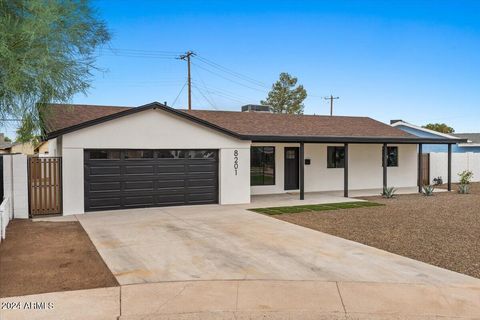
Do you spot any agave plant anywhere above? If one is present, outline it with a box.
[382,186,397,198]
[458,184,470,194]
[422,185,435,196]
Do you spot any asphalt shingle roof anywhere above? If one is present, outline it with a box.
[44,103,414,139]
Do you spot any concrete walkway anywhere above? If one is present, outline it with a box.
[2,280,480,319]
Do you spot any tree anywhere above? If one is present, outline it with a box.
[0,0,110,141]
[422,123,455,134]
[261,73,307,114]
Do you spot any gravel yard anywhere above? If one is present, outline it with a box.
[0,220,118,298]
[273,183,480,279]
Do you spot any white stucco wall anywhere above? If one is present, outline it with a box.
[60,108,250,215]
[251,143,418,195]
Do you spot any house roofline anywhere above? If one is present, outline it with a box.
[44,102,467,145]
[45,102,245,141]
[391,121,459,140]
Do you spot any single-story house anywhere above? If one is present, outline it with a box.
[42,102,464,215]
[391,120,480,153]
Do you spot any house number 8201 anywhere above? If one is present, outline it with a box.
[233,150,239,175]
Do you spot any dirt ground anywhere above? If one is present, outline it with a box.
[274,183,480,279]
[0,220,118,298]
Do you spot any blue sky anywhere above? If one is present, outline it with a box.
[69,0,480,133]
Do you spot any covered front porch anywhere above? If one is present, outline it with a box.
[250,136,463,201]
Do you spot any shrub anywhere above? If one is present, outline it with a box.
[458,184,470,194]
[382,186,397,198]
[433,177,443,186]
[422,185,435,196]
[458,170,473,185]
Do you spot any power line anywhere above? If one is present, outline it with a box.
[171,81,188,107]
[192,85,218,110]
[195,55,268,88]
[192,62,267,93]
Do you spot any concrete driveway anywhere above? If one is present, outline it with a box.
[76,203,479,287]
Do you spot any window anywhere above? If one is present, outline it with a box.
[251,146,275,186]
[89,150,120,160]
[125,150,154,159]
[327,146,345,168]
[158,150,186,159]
[383,146,399,167]
[187,150,217,159]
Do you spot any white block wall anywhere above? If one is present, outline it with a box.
[3,154,29,219]
[430,152,480,183]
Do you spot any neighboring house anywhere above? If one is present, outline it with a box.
[42,102,463,215]
[34,140,50,156]
[8,142,36,155]
[0,133,12,154]
[391,120,480,153]
[392,120,480,183]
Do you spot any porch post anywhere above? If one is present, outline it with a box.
[382,143,388,190]
[447,144,452,191]
[418,143,423,193]
[344,143,349,197]
[299,142,305,200]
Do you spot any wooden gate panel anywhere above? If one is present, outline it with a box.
[422,153,430,185]
[29,157,62,216]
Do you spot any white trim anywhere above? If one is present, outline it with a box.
[391,121,458,139]
[458,143,480,147]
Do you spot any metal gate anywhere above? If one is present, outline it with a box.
[422,153,430,185]
[28,157,62,216]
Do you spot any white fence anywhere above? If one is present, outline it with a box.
[430,152,480,184]
[1,154,29,242]
[0,197,11,242]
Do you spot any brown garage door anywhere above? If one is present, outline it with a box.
[84,149,218,212]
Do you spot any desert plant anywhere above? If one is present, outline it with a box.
[382,186,397,198]
[458,184,470,194]
[433,177,443,186]
[422,185,435,196]
[458,170,474,185]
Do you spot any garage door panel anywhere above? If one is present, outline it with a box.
[125,165,155,175]
[123,195,155,207]
[85,149,218,211]
[124,180,155,191]
[88,181,121,192]
[188,178,216,187]
[156,164,185,173]
[88,166,121,176]
[188,164,217,172]
[156,179,185,188]
[88,197,122,210]
[156,194,186,205]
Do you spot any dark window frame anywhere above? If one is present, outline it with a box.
[250,146,276,186]
[383,146,399,167]
[327,146,345,168]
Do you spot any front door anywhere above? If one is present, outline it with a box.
[284,147,299,190]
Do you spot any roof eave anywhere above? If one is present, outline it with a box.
[247,135,467,144]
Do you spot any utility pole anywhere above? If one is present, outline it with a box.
[179,51,195,111]
[324,95,339,116]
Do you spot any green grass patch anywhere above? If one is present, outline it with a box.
[249,201,384,215]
